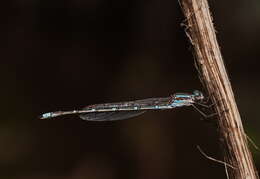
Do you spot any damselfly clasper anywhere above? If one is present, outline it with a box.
[40,90,205,121]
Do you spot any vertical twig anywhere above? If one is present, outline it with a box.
[179,0,259,178]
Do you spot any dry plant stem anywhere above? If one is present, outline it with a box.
[180,0,259,179]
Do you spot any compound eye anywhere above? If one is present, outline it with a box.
[193,90,200,96]
[193,90,204,100]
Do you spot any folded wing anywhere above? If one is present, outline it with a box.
[79,110,146,121]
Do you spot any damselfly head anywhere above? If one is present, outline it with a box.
[192,90,204,102]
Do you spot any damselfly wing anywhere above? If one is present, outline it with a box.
[79,97,171,121]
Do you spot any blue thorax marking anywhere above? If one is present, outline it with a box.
[170,94,194,107]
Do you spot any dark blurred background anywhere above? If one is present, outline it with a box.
[1,0,260,178]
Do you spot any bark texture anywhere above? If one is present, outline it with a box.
[179,0,259,178]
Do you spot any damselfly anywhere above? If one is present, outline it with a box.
[40,90,205,121]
